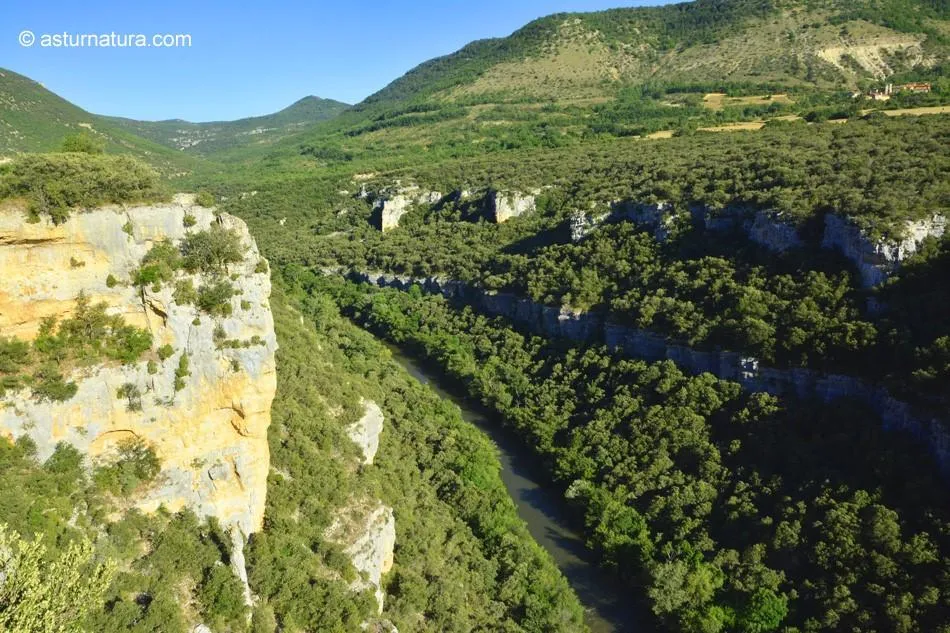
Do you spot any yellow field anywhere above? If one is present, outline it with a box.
[865,106,950,117]
[702,93,794,110]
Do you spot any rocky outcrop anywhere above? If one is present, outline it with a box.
[569,209,610,242]
[822,214,946,287]
[371,186,442,231]
[747,210,803,253]
[326,503,396,615]
[348,399,384,465]
[0,194,277,537]
[488,190,537,223]
[344,270,950,480]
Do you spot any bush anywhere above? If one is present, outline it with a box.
[195,190,215,207]
[31,364,78,402]
[197,280,235,317]
[183,213,197,228]
[133,241,182,289]
[174,353,190,391]
[60,131,105,154]
[116,382,143,412]
[106,274,118,288]
[157,344,174,361]
[180,226,244,273]
[93,437,160,495]
[173,279,197,306]
[0,153,165,224]
[0,524,115,630]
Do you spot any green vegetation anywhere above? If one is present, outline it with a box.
[0,523,115,632]
[61,131,105,155]
[174,353,190,392]
[246,282,586,632]
[93,438,160,496]
[195,190,215,207]
[197,280,236,317]
[0,293,152,401]
[324,275,950,633]
[0,153,165,224]
[133,241,181,289]
[180,225,245,273]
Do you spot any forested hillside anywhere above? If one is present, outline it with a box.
[2,0,950,631]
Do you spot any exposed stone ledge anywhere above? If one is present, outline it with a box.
[348,399,384,465]
[325,502,396,615]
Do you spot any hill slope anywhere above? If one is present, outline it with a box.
[0,68,204,174]
[359,0,949,108]
[101,95,350,156]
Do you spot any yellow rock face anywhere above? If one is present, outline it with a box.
[0,195,277,535]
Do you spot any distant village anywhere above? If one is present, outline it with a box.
[857,82,932,101]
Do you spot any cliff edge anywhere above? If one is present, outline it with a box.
[0,193,277,536]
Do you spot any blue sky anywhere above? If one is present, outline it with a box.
[2,0,662,122]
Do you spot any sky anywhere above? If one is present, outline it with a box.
[2,0,662,122]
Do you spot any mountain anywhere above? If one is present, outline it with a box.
[0,67,348,167]
[101,95,350,156]
[360,0,950,108]
[0,68,204,173]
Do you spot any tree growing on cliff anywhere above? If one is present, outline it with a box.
[180,226,244,274]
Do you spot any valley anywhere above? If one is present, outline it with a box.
[2,0,950,631]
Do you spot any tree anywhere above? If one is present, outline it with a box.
[60,132,104,155]
[0,524,115,633]
[180,226,244,273]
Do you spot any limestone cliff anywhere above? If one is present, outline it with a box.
[326,502,396,615]
[0,194,277,536]
[489,190,537,223]
[371,186,442,231]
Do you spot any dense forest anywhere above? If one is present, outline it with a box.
[315,273,950,633]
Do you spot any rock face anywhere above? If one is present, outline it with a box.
[822,214,946,287]
[348,399,384,465]
[372,187,442,231]
[326,503,396,615]
[0,194,277,537]
[345,269,950,480]
[376,195,413,232]
[747,210,803,253]
[489,190,536,223]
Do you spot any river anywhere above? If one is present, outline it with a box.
[386,344,654,633]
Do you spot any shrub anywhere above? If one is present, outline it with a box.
[147,359,158,375]
[133,241,182,289]
[195,190,215,207]
[174,353,190,391]
[180,226,244,273]
[93,437,160,495]
[0,524,115,630]
[31,364,78,402]
[0,153,165,224]
[106,274,118,288]
[183,213,197,228]
[60,131,105,154]
[157,344,174,361]
[197,280,235,317]
[173,279,197,305]
[116,383,143,412]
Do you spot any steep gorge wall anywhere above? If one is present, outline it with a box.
[345,270,950,479]
[0,194,277,536]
